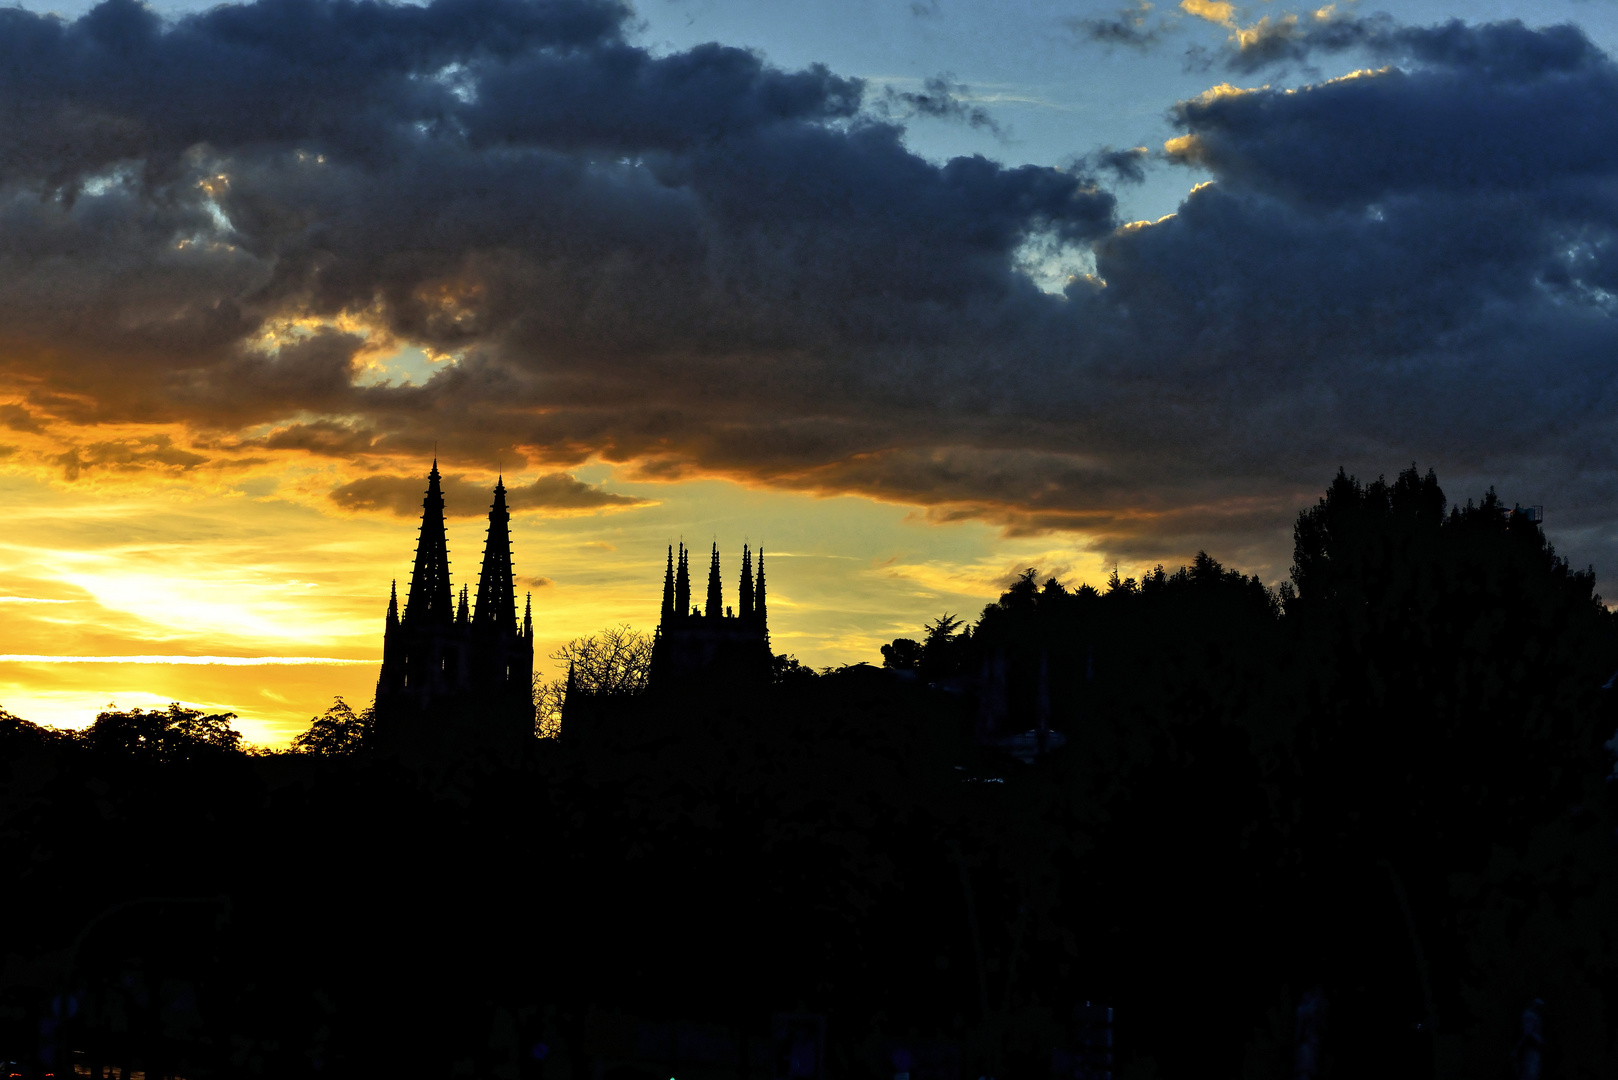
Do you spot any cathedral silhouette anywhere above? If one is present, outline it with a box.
[374,462,535,744]
[563,540,774,732]
[647,541,772,691]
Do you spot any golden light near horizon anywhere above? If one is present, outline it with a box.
[0,459,1160,747]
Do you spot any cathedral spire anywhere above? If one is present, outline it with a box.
[403,460,454,626]
[386,579,398,624]
[474,476,517,633]
[456,584,469,625]
[675,542,691,619]
[754,547,767,630]
[739,544,754,621]
[661,544,676,626]
[705,542,723,618]
[523,592,533,640]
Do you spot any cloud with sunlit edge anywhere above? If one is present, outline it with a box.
[0,0,1616,576]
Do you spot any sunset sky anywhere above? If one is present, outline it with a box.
[4,0,1618,744]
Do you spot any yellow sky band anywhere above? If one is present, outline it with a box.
[0,656,378,666]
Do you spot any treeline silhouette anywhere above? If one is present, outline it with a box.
[1,467,1615,1079]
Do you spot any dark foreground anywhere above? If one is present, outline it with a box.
[4,467,1618,1079]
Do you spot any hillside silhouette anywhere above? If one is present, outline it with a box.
[2,466,1615,1079]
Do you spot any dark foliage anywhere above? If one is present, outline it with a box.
[79,704,245,764]
[289,696,372,756]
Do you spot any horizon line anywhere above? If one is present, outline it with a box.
[0,655,379,666]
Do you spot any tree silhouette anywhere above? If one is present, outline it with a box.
[879,638,921,670]
[0,706,71,758]
[534,624,654,736]
[81,704,243,764]
[291,696,372,755]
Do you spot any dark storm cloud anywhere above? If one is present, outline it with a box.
[1168,64,1618,207]
[1121,17,1618,567]
[329,472,649,516]
[463,41,863,152]
[1225,13,1601,77]
[8,0,1618,579]
[0,0,627,186]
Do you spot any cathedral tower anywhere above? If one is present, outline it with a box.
[374,464,536,746]
[471,477,534,723]
[646,539,772,694]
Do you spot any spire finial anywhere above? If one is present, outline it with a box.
[661,543,676,627]
[754,546,767,631]
[705,541,722,618]
[675,540,691,620]
[402,463,453,626]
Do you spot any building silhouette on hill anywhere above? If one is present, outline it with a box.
[647,541,772,692]
[374,462,535,744]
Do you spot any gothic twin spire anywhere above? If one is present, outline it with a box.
[396,460,526,634]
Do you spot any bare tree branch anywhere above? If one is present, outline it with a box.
[533,624,654,738]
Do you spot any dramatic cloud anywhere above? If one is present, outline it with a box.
[329,472,649,516]
[6,0,1618,577]
[1223,12,1601,76]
